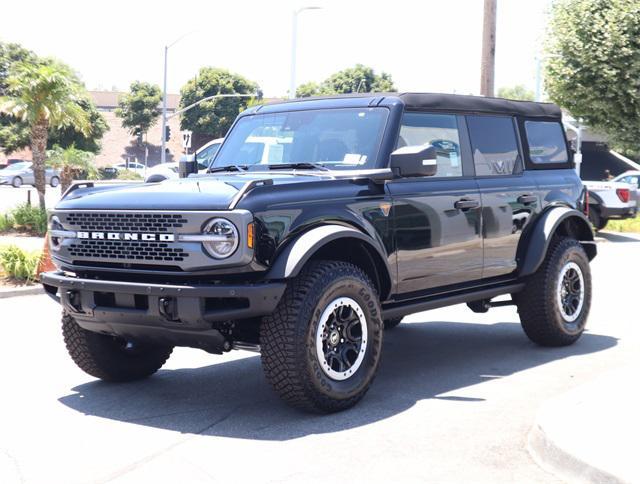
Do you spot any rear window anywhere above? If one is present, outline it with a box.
[525,121,568,164]
[467,115,520,176]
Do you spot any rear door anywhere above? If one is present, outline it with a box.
[387,112,483,296]
[466,115,540,279]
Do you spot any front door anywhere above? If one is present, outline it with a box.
[387,112,483,297]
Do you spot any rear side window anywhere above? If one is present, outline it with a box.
[525,121,568,164]
[467,115,520,176]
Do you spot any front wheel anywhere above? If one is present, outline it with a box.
[62,313,173,381]
[50,176,60,188]
[260,260,383,413]
[515,237,591,346]
[12,176,22,188]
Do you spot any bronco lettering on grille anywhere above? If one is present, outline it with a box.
[76,232,175,242]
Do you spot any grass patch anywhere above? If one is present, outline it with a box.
[0,203,47,236]
[605,216,640,233]
[0,245,42,283]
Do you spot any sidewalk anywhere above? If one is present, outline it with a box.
[529,366,639,483]
[0,234,45,252]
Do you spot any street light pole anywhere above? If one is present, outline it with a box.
[289,6,322,99]
[160,30,198,164]
[160,45,169,163]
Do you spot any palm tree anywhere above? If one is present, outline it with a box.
[47,145,98,192]
[0,61,90,209]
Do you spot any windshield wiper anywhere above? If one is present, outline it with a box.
[266,162,329,171]
[207,164,249,173]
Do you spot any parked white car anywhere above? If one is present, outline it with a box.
[113,161,147,176]
[584,179,638,230]
[144,138,223,183]
[612,170,640,206]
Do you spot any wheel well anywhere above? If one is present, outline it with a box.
[554,215,596,260]
[306,237,391,300]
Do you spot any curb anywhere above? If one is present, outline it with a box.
[528,421,622,484]
[0,285,44,299]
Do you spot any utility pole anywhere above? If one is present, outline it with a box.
[160,45,169,164]
[480,0,497,97]
[289,6,323,99]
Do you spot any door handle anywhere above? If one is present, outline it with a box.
[517,194,537,205]
[454,199,480,210]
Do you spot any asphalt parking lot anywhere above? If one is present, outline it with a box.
[0,234,638,483]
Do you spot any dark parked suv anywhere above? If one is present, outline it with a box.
[42,93,596,413]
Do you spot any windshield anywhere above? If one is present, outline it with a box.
[212,108,389,170]
[2,162,31,171]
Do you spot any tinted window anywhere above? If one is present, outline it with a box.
[399,113,462,177]
[214,108,388,170]
[467,116,520,176]
[525,121,568,164]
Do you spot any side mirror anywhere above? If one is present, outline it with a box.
[390,144,438,178]
[178,154,198,178]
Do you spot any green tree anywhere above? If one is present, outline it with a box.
[497,85,535,101]
[47,145,97,192]
[179,67,259,138]
[0,43,105,155]
[545,0,640,157]
[115,81,162,138]
[296,81,322,98]
[0,61,90,209]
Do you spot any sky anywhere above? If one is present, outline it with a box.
[1,0,552,97]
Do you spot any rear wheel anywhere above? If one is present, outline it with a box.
[50,176,60,188]
[62,313,173,382]
[515,237,591,346]
[588,206,607,231]
[260,260,383,413]
[11,176,22,188]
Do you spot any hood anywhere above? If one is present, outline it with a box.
[55,172,332,211]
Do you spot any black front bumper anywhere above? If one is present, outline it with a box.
[41,271,285,353]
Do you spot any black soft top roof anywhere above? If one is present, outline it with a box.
[257,92,561,119]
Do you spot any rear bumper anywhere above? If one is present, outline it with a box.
[599,205,637,219]
[41,271,285,352]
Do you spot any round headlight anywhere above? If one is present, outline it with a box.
[49,215,63,251]
[202,218,239,259]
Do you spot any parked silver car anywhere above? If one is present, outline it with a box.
[0,162,60,188]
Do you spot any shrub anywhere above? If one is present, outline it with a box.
[0,213,14,233]
[10,203,47,236]
[116,169,143,181]
[0,245,42,282]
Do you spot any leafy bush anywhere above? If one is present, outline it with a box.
[606,216,640,233]
[0,213,14,233]
[0,245,42,282]
[10,203,47,236]
[116,169,143,181]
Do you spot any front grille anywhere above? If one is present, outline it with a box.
[68,240,189,262]
[65,212,188,233]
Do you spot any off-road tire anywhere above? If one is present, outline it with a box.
[384,317,403,330]
[62,312,173,382]
[515,237,591,347]
[260,260,383,413]
[588,207,607,231]
[12,176,22,188]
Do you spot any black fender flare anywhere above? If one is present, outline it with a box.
[266,224,392,284]
[588,190,603,206]
[519,207,596,277]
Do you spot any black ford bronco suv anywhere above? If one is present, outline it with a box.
[42,93,596,413]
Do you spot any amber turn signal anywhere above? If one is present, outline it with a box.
[247,222,255,249]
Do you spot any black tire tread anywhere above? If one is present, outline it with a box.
[516,237,591,347]
[260,260,381,413]
[62,313,173,382]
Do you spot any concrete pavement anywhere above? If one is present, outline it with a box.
[0,237,637,483]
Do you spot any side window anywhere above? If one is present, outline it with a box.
[467,115,520,176]
[398,113,463,177]
[525,121,569,164]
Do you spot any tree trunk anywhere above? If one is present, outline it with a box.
[30,121,49,210]
[60,166,74,193]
